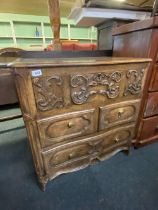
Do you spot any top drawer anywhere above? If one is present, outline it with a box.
[31,64,147,114]
[37,109,97,148]
[99,100,140,130]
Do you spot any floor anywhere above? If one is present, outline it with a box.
[0,107,158,210]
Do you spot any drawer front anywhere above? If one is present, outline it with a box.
[140,116,158,140]
[99,100,140,130]
[99,124,135,148]
[150,64,158,91]
[144,92,158,117]
[30,63,147,114]
[71,68,146,105]
[42,124,135,178]
[44,143,91,168]
[70,71,123,105]
[37,109,97,148]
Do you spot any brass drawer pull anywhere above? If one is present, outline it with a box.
[114,137,120,143]
[68,122,74,128]
[118,110,124,118]
[68,153,73,159]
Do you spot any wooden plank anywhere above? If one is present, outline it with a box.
[47,0,61,50]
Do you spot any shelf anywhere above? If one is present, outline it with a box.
[45,37,96,41]
[16,36,43,39]
[44,22,67,26]
[71,38,97,41]
[45,37,69,40]
[0,16,97,49]
[0,36,13,38]
[45,37,53,39]
[13,20,43,24]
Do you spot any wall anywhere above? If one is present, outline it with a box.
[0,13,97,50]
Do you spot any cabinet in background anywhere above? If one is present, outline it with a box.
[113,16,158,146]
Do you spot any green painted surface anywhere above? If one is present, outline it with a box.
[0,22,12,37]
[0,13,97,49]
[44,23,53,38]
[60,25,68,39]
[16,38,43,48]
[15,22,42,37]
[70,26,89,39]
[0,38,14,47]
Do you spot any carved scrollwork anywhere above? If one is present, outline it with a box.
[33,76,64,111]
[124,69,144,96]
[71,72,122,104]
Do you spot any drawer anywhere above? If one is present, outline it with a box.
[99,100,140,130]
[140,116,158,140]
[37,109,97,148]
[43,142,91,168]
[144,92,158,117]
[150,64,158,91]
[42,124,135,178]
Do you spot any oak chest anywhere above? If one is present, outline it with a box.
[12,57,150,190]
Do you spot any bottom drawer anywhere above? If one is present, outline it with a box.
[42,124,135,179]
[140,116,158,140]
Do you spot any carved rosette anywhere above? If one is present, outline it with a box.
[33,76,64,111]
[71,72,122,104]
[124,69,144,96]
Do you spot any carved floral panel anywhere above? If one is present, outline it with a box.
[32,76,64,111]
[70,72,122,105]
[124,69,145,96]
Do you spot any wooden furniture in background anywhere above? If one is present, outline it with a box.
[113,16,158,146]
[0,47,23,105]
[0,48,23,122]
[0,67,18,105]
[97,20,133,50]
[13,56,150,190]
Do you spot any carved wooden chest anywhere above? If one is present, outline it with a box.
[13,57,150,190]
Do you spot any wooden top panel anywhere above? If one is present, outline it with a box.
[10,57,151,68]
[112,16,158,36]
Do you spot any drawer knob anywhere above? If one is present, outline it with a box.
[114,137,119,143]
[155,125,158,131]
[68,122,74,128]
[118,110,124,118]
[68,153,73,159]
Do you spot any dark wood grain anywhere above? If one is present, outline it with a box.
[139,116,158,141]
[0,69,18,105]
[0,47,24,105]
[17,50,113,58]
[149,64,158,91]
[113,16,158,147]
[112,17,158,36]
[144,92,158,117]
